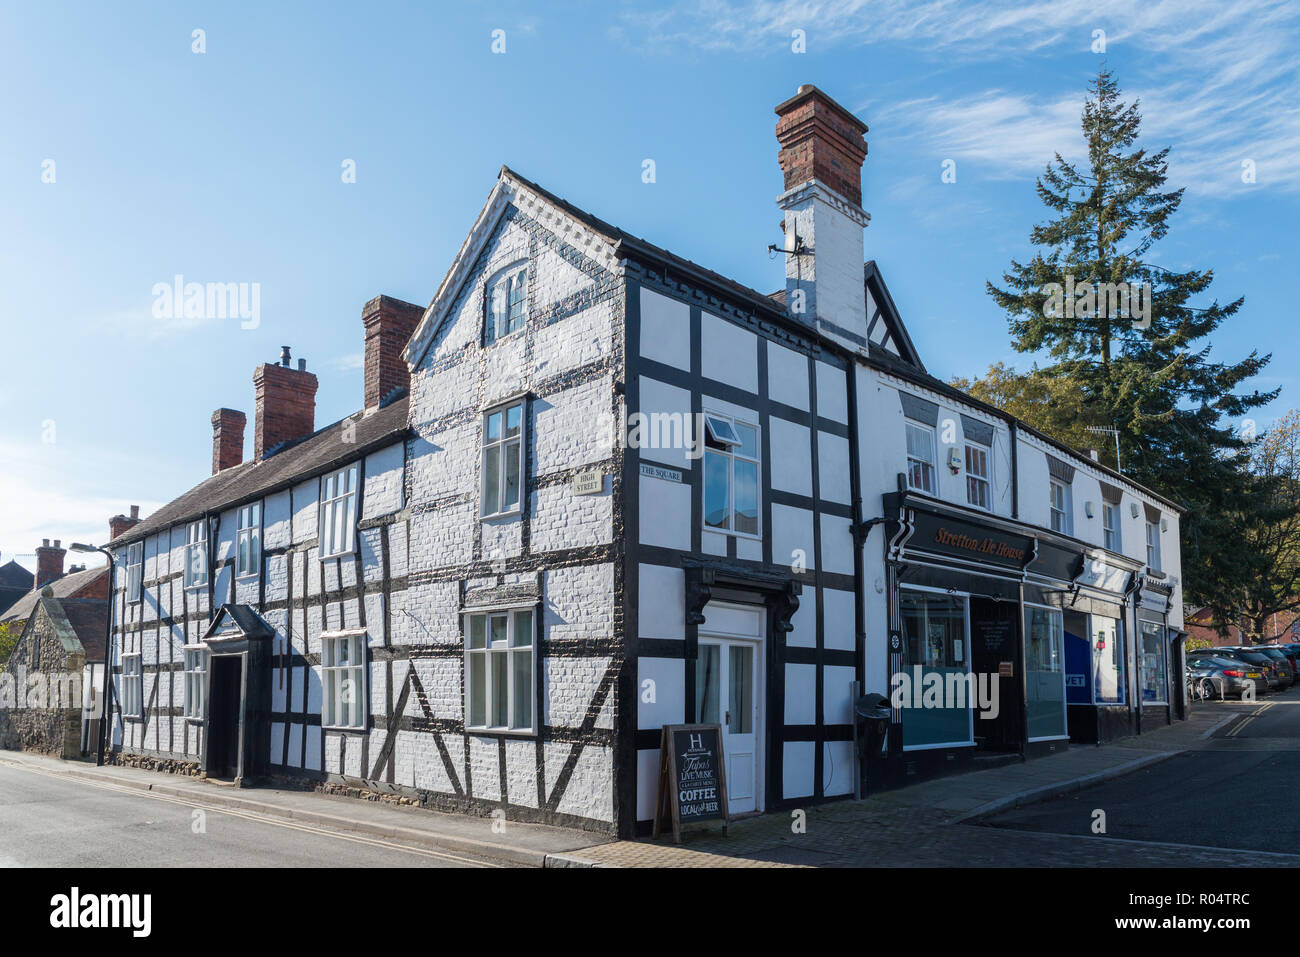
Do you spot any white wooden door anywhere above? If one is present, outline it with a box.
[696,638,760,815]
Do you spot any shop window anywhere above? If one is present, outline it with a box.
[905,421,937,495]
[465,608,535,733]
[1049,479,1072,535]
[1092,617,1125,705]
[703,412,760,536]
[1024,606,1067,739]
[898,590,972,748]
[1139,621,1167,704]
[965,441,991,510]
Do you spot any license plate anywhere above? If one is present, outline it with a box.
[1247,672,1261,678]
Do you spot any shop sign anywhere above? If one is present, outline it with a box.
[909,510,1034,569]
[652,724,729,844]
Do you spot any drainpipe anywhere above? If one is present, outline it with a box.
[1009,420,1019,520]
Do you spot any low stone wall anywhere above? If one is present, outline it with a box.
[108,751,203,777]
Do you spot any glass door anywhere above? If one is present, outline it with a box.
[1024,605,1067,739]
[696,639,759,815]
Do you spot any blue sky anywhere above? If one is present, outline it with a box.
[2,0,1296,572]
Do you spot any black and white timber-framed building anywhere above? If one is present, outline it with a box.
[102,84,1187,837]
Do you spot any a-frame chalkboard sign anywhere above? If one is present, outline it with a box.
[652,723,729,844]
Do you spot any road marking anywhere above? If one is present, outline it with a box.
[0,759,498,867]
[1225,716,1256,737]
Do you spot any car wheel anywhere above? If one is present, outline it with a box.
[1199,679,1217,701]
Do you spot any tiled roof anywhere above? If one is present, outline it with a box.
[107,393,410,548]
[1,565,109,624]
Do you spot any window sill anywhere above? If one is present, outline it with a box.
[466,726,536,739]
[322,724,369,734]
[235,572,260,581]
[703,527,763,542]
[183,583,207,592]
[481,509,522,523]
[319,550,356,562]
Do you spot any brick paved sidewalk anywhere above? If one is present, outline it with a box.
[560,705,1271,868]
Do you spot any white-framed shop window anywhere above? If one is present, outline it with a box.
[465,607,535,734]
[183,646,207,720]
[184,521,207,589]
[126,541,143,603]
[1103,502,1122,552]
[965,441,991,510]
[321,630,368,730]
[484,262,528,345]
[319,465,359,559]
[702,412,760,536]
[905,420,937,495]
[481,400,525,519]
[121,653,143,718]
[1049,478,1072,535]
[1146,520,1162,572]
[236,502,261,578]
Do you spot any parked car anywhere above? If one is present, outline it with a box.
[1186,655,1267,700]
[1251,646,1296,689]
[1211,647,1286,690]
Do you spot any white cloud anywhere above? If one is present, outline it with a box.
[625,0,1300,196]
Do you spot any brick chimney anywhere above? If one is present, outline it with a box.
[35,538,65,587]
[109,505,141,541]
[363,295,424,410]
[211,408,246,474]
[775,85,870,347]
[254,346,318,459]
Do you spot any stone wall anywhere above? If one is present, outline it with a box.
[0,613,84,758]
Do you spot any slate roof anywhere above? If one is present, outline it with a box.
[1,565,109,624]
[107,392,410,549]
[52,598,108,660]
[0,559,33,590]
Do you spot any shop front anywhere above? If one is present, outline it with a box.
[882,493,1044,782]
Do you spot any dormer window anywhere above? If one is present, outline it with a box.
[485,263,527,345]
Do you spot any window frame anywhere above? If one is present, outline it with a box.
[464,606,537,735]
[483,262,528,346]
[480,399,527,520]
[1102,502,1122,552]
[320,630,368,731]
[319,465,359,560]
[905,420,938,495]
[121,652,143,719]
[183,645,207,721]
[964,440,992,511]
[702,410,761,539]
[126,541,144,603]
[184,520,207,590]
[1138,620,1168,705]
[1049,478,1073,535]
[236,502,262,579]
[1145,520,1162,572]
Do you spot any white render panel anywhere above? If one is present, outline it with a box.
[639,287,691,371]
[823,665,855,725]
[362,443,404,517]
[638,563,685,640]
[639,473,691,551]
[769,417,812,496]
[771,503,815,572]
[818,431,852,505]
[636,376,693,469]
[815,360,847,423]
[783,740,815,799]
[785,663,816,725]
[701,312,758,394]
[823,741,854,796]
[767,342,809,411]
[823,588,856,652]
[637,657,685,729]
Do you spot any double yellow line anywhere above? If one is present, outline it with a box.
[1225,700,1274,737]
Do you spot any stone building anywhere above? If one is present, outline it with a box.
[0,591,106,758]
[102,85,1185,837]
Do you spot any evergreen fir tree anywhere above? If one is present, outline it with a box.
[986,65,1279,614]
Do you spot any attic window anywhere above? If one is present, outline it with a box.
[484,263,527,345]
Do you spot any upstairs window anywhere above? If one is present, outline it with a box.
[1049,479,1072,535]
[320,465,359,558]
[1146,520,1162,572]
[965,442,991,510]
[1103,502,1122,552]
[485,264,527,345]
[236,502,261,578]
[126,542,143,603]
[465,608,535,733]
[184,521,207,589]
[482,401,525,518]
[905,421,937,495]
[703,413,760,536]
